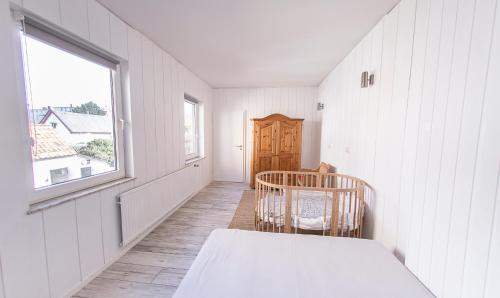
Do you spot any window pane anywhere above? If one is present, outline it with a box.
[23,34,117,189]
[184,100,197,156]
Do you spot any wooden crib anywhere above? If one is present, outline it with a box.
[254,171,366,238]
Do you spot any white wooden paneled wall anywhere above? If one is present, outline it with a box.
[213,87,320,183]
[0,0,213,297]
[319,0,500,297]
[119,165,199,247]
[0,257,5,298]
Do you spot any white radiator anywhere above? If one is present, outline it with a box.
[119,165,196,246]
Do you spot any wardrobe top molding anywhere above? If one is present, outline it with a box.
[251,113,304,122]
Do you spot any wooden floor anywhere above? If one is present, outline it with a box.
[74,182,249,298]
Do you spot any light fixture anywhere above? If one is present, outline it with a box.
[361,71,369,88]
[361,71,375,88]
[368,73,375,86]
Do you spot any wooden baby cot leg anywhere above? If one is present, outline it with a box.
[323,191,328,236]
[295,190,299,234]
[358,187,365,238]
[272,186,276,233]
[341,193,346,237]
[331,191,339,236]
[284,188,292,233]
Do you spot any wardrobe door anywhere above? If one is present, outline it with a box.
[275,120,300,171]
[254,120,277,174]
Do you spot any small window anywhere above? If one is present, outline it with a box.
[80,166,92,178]
[18,16,125,197]
[184,97,199,160]
[50,167,69,184]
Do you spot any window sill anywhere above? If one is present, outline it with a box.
[27,177,135,215]
[185,156,205,165]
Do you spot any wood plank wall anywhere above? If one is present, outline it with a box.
[0,256,4,298]
[0,0,213,297]
[213,87,320,183]
[319,0,500,297]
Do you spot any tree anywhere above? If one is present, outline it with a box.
[72,101,107,115]
[76,139,114,164]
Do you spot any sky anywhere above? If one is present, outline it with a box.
[24,35,113,110]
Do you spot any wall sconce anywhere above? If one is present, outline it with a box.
[317,102,324,110]
[361,71,369,88]
[368,73,375,86]
[361,71,375,88]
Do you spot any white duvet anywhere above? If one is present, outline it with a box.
[174,229,434,298]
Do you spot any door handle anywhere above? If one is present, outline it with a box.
[235,145,243,150]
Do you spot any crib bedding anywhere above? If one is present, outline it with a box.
[173,229,433,298]
[257,190,360,230]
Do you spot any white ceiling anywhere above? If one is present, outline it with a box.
[98,0,399,88]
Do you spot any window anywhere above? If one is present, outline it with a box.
[184,96,199,160]
[50,167,69,184]
[18,16,125,200]
[80,167,91,178]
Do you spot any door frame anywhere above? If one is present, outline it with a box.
[242,110,247,182]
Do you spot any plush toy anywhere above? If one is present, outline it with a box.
[300,162,336,174]
[297,162,336,186]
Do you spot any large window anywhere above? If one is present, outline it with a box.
[18,17,125,199]
[184,97,199,160]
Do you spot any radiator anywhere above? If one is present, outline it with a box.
[119,165,196,246]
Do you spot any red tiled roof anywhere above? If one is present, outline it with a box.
[31,124,76,161]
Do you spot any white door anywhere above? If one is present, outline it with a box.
[214,98,246,182]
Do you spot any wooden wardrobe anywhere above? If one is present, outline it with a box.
[250,114,303,188]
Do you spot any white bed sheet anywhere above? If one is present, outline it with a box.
[174,229,434,298]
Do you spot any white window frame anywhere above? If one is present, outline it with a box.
[184,95,200,161]
[13,11,128,204]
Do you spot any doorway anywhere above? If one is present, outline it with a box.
[214,107,247,182]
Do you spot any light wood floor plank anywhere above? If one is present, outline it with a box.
[73,182,248,298]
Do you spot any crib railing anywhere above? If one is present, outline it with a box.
[254,171,366,238]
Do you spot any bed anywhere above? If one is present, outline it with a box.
[174,229,434,298]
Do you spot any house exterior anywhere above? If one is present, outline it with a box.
[40,107,113,147]
[29,106,74,124]
[31,124,114,188]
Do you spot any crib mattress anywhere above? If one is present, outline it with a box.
[257,190,360,230]
[173,229,434,298]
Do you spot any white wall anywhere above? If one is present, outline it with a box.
[0,0,213,297]
[0,256,5,298]
[213,87,320,183]
[33,156,113,188]
[319,0,500,297]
